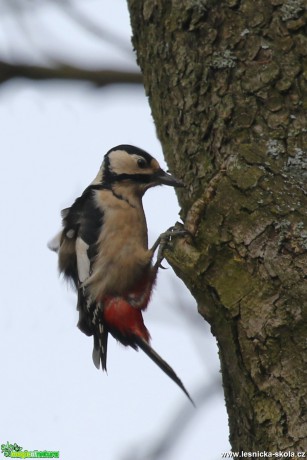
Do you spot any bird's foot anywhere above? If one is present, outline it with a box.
[151,224,188,269]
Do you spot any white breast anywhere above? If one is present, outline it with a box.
[84,189,152,300]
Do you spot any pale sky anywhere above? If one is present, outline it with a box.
[0,2,229,459]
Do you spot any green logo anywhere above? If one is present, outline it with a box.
[1,442,59,458]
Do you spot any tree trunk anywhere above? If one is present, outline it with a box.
[127,0,307,453]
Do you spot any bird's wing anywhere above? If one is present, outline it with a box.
[58,185,109,370]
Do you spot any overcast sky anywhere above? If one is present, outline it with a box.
[0,2,230,459]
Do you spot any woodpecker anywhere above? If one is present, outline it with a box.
[49,144,193,403]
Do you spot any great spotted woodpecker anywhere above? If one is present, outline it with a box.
[49,144,193,403]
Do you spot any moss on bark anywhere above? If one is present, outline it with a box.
[128,0,307,452]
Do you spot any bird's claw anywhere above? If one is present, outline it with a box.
[152,224,189,269]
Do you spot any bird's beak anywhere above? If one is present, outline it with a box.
[154,168,184,187]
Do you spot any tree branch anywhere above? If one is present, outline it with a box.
[0,61,143,87]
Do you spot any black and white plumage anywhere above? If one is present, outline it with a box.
[49,145,195,403]
[49,145,184,371]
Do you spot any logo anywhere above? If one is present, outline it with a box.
[1,442,59,458]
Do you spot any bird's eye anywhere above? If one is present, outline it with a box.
[137,158,147,169]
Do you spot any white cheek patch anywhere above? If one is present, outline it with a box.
[109,150,136,175]
[76,236,90,282]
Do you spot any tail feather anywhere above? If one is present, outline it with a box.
[135,336,194,406]
[92,325,108,371]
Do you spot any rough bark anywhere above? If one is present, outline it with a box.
[127,0,307,453]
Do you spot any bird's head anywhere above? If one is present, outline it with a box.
[93,145,183,195]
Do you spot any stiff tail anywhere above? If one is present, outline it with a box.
[135,336,194,406]
[92,324,108,371]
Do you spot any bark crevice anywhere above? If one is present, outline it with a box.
[128,0,307,451]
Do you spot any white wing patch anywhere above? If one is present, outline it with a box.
[47,231,62,252]
[76,236,90,282]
